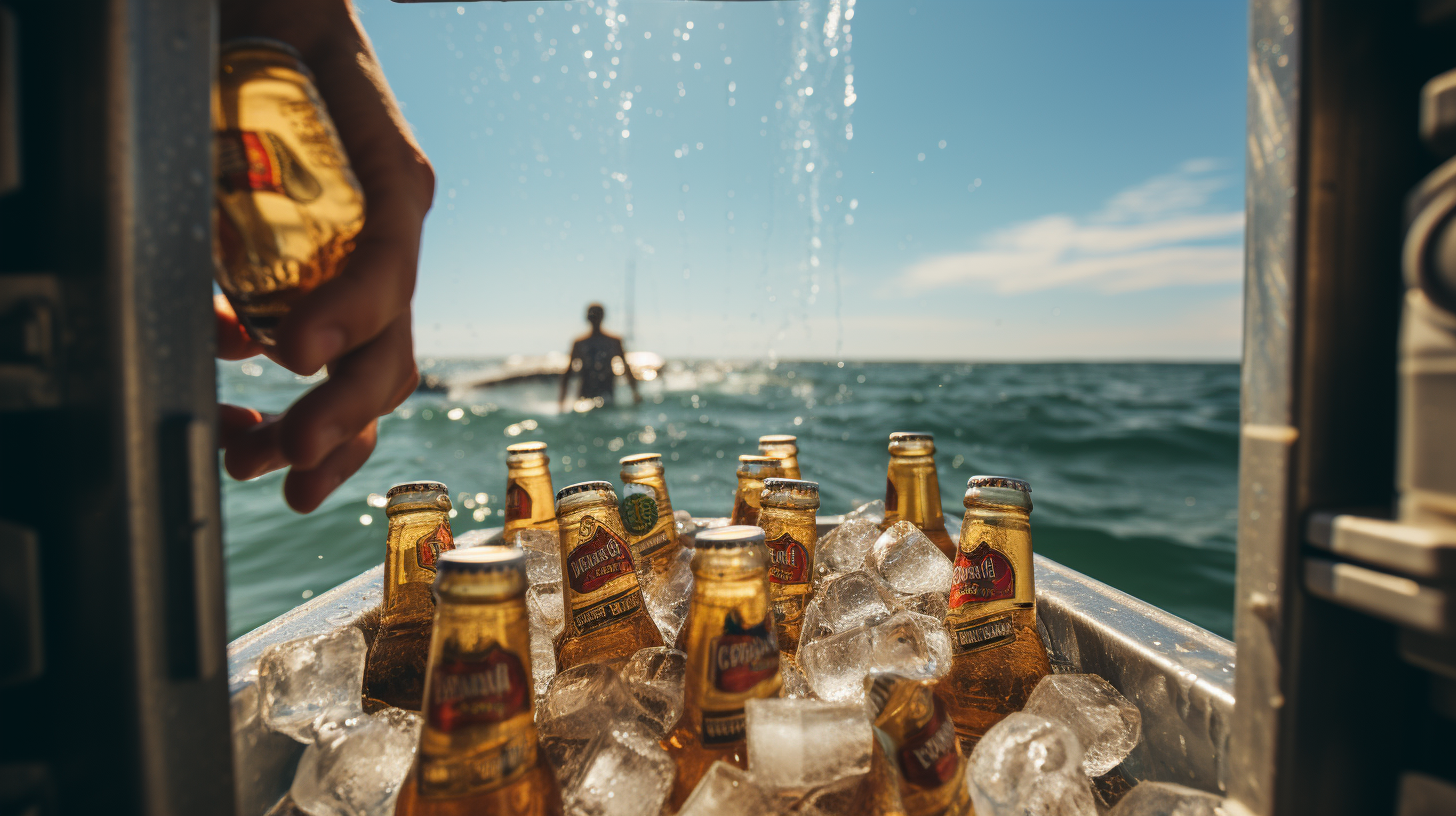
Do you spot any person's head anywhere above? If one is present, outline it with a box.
[586,302,605,328]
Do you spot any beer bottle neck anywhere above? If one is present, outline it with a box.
[952,509,1035,609]
[884,456,946,531]
[383,508,454,611]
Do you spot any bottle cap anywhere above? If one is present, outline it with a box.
[889,432,934,442]
[387,480,448,497]
[620,452,662,466]
[762,478,819,498]
[966,475,1031,493]
[758,434,798,446]
[506,441,548,454]
[736,455,781,478]
[220,37,306,62]
[888,432,936,456]
[555,480,616,502]
[695,525,766,549]
[385,481,451,514]
[435,546,526,576]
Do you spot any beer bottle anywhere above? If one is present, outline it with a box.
[729,455,784,527]
[882,432,957,560]
[757,434,802,479]
[503,441,556,541]
[618,452,681,578]
[940,476,1051,748]
[364,481,456,711]
[664,525,783,810]
[757,478,819,656]
[214,38,366,345]
[554,482,664,671]
[394,548,563,816]
[866,673,974,816]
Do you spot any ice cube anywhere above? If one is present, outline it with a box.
[845,499,886,525]
[453,528,495,549]
[1023,674,1143,777]
[527,583,565,636]
[530,625,557,708]
[813,571,898,634]
[641,547,695,645]
[799,626,874,702]
[561,727,676,816]
[290,708,420,816]
[902,591,950,621]
[1107,781,1231,816]
[967,712,1096,816]
[677,761,780,816]
[870,521,955,596]
[515,528,563,587]
[674,509,698,538]
[869,611,953,681]
[259,627,367,743]
[620,647,687,738]
[780,660,814,699]
[815,519,882,579]
[745,698,872,790]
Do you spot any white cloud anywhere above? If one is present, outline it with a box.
[900,161,1244,294]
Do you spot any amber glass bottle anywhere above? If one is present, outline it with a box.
[940,476,1051,749]
[756,478,819,656]
[553,482,663,671]
[364,481,456,711]
[866,673,974,816]
[394,548,562,816]
[503,441,556,541]
[882,432,957,560]
[757,434,802,479]
[618,452,681,578]
[729,455,784,527]
[664,525,783,810]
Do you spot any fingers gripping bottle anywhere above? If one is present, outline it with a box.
[729,455,784,527]
[364,482,456,711]
[664,525,783,810]
[618,452,681,578]
[866,673,975,816]
[941,476,1051,749]
[756,478,820,657]
[757,434,802,480]
[883,432,957,560]
[553,482,664,672]
[503,442,557,541]
[394,548,563,816]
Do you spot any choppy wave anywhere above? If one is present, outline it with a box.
[221,359,1239,639]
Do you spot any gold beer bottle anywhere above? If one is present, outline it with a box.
[729,455,784,527]
[757,434,802,479]
[394,548,563,816]
[941,476,1051,749]
[866,673,974,816]
[618,452,681,577]
[503,442,557,541]
[553,482,664,671]
[664,525,783,810]
[756,478,819,656]
[364,482,457,711]
[883,433,957,560]
[213,38,366,345]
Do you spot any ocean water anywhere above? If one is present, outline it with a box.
[220,359,1239,641]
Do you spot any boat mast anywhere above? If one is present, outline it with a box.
[625,253,636,344]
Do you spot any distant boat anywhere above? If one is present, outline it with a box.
[416,350,666,393]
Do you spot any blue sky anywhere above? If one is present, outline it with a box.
[356,0,1247,360]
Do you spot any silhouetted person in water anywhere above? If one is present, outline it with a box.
[559,303,641,412]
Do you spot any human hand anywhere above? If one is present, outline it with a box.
[218,0,433,512]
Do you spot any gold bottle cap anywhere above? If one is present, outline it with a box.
[555,480,616,502]
[888,432,936,456]
[506,441,548,454]
[964,475,1033,512]
[436,546,526,576]
[619,452,662,466]
[695,524,766,549]
[758,434,798,446]
[736,454,781,478]
[385,481,451,514]
[433,547,526,601]
[966,475,1031,493]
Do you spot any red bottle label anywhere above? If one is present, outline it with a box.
[710,611,780,694]
[765,533,810,585]
[504,481,531,523]
[427,644,529,732]
[416,522,455,572]
[896,696,960,788]
[885,476,899,512]
[215,129,321,202]
[567,518,635,594]
[949,542,1015,607]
